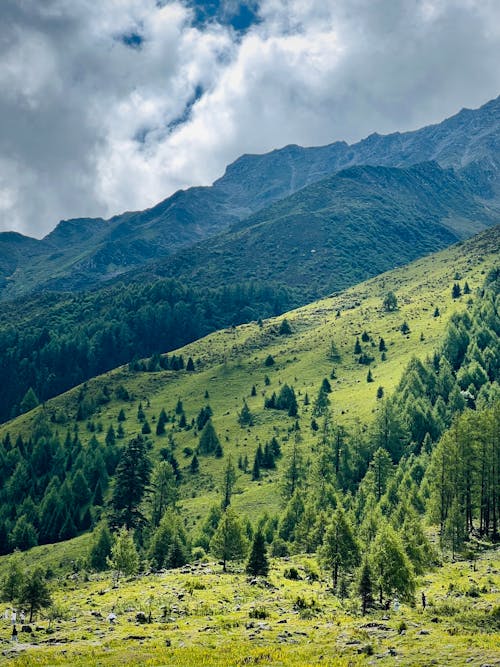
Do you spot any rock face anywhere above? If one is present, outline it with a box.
[1,95,499,298]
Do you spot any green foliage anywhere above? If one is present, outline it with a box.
[107,527,139,579]
[246,529,269,577]
[198,420,221,456]
[383,291,398,312]
[371,523,415,604]
[18,566,52,622]
[320,509,360,590]
[110,435,152,530]
[88,522,113,571]
[210,508,248,572]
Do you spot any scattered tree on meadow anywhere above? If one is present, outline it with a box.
[110,435,152,530]
[320,508,360,591]
[210,508,248,572]
[107,527,139,580]
[383,291,398,312]
[246,529,269,577]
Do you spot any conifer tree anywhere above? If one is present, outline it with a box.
[20,387,39,414]
[198,420,221,455]
[110,434,152,530]
[358,558,373,615]
[238,400,254,427]
[88,522,113,571]
[246,529,269,577]
[107,527,139,580]
[320,508,360,591]
[190,454,199,474]
[221,456,236,509]
[149,460,178,527]
[372,523,415,604]
[18,567,52,622]
[210,508,248,572]
[0,554,24,602]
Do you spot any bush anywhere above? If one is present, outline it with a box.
[249,607,269,619]
[284,566,301,580]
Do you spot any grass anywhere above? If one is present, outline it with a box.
[0,549,498,666]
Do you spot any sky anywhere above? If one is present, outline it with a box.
[1,0,499,238]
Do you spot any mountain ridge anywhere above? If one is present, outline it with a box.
[0,94,499,299]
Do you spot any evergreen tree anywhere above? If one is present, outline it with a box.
[88,522,113,571]
[141,420,151,434]
[20,387,39,414]
[246,529,269,577]
[238,400,254,427]
[107,527,139,580]
[354,337,362,354]
[186,357,195,371]
[149,461,178,527]
[105,425,116,447]
[10,516,38,551]
[320,509,360,591]
[452,283,462,299]
[0,554,24,602]
[281,434,305,500]
[210,508,248,572]
[367,369,374,383]
[278,319,292,335]
[117,408,126,422]
[372,524,415,604]
[358,558,373,615]
[156,409,168,435]
[110,434,152,530]
[190,454,199,474]
[221,456,236,509]
[198,420,221,455]
[18,567,52,622]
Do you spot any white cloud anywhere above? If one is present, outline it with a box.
[0,0,499,236]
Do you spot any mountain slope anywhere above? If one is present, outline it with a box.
[1,224,498,526]
[0,95,499,298]
[141,162,498,298]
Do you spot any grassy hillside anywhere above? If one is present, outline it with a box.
[0,548,498,666]
[2,225,498,527]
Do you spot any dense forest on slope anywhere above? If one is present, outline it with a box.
[0,280,296,423]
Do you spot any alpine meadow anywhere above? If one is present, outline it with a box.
[0,5,499,665]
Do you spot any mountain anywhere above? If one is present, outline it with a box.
[138,162,498,298]
[0,95,499,298]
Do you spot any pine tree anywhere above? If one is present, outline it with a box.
[88,522,113,571]
[186,357,195,371]
[190,454,199,474]
[105,425,116,447]
[149,461,178,527]
[117,408,126,422]
[20,387,39,414]
[156,409,168,435]
[372,523,415,604]
[198,420,221,455]
[367,369,374,383]
[452,283,462,299]
[221,456,236,509]
[210,508,248,572]
[0,554,24,602]
[107,527,139,580]
[320,508,360,591]
[110,434,152,530]
[238,400,254,427]
[246,529,269,577]
[358,558,373,614]
[354,337,362,355]
[18,567,52,622]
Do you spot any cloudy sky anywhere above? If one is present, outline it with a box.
[1,0,499,237]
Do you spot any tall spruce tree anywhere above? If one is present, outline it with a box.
[110,434,152,530]
[246,529,269,577]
